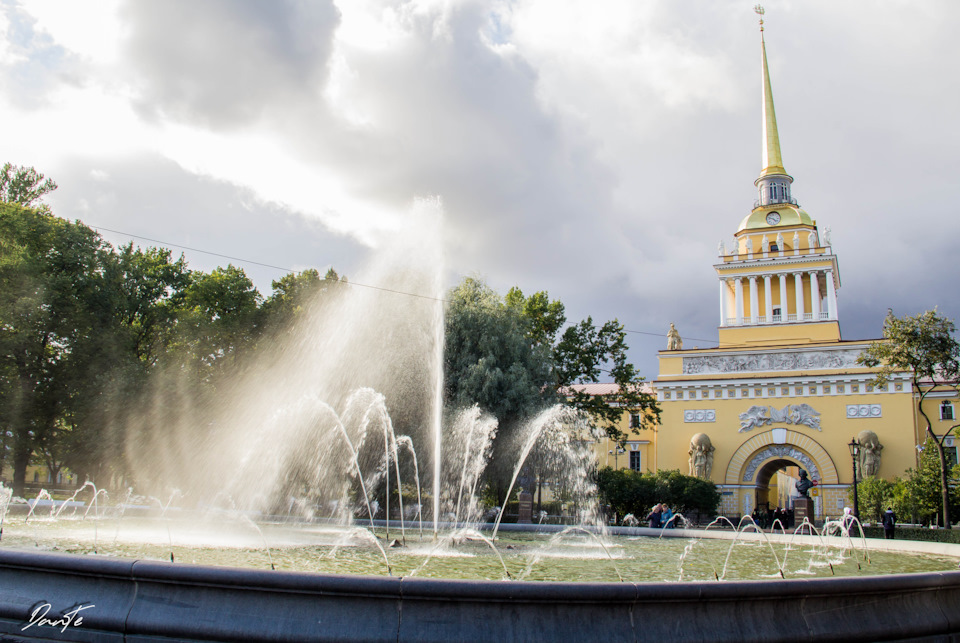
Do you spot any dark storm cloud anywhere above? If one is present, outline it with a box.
[120,0,340,128]
[5,0,960,380]
[295,2,622,292]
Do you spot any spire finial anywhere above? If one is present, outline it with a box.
[757,4,787,178]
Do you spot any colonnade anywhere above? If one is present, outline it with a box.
[719,269,837,326]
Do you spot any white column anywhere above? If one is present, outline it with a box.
[810,270,821,319]
[794,272,805,321]
[779,273,788,320]
[719,279,728,327]
[749,276,759,324]
[826,269,838,320]
[764,275,773,323]
[735,278,744,325]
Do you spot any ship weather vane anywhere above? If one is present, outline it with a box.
[754,4,765,30]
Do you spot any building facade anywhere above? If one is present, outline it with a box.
[595,14,958,522]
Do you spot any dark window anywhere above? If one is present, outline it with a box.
[629,451,641,472]
[942,401,955,421]
[629,413,640,429]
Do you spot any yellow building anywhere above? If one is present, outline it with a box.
[594,14,957,522]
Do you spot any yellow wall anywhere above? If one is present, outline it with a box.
[651,338,920,520]
[718,323,841,346]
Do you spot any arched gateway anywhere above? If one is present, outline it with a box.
[723,429,839,518]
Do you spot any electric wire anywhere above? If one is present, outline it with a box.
[88,223,446,303]
[90,221,726,346]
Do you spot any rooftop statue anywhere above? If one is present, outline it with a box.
[667,323,683,351]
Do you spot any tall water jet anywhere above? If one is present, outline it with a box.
[493,405,603,539]
[117,198,449,523]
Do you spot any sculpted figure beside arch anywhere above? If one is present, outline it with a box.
[689,433,715,480]
[858,429,883,477]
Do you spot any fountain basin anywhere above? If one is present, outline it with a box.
[3,540,960,642]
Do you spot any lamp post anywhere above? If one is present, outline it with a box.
[848,437,861,520]
[609,446,625,469]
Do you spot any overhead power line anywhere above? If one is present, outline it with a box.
[89,221,730,342]
[87,223,446,303]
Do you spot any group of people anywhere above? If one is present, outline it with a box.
[751,506,794,529]
[645,503,677,529]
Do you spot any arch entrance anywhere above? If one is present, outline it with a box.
[753,458,801,514]
[723,429,840,520]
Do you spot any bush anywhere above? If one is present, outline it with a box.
[860,525,960,544]
[596,467,719,523]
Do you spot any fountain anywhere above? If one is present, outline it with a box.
[2,206,960,642]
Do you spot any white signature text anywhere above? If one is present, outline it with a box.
[21,602,95,633]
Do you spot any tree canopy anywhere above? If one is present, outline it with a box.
[0,170,347,495]
[858,309,960,527]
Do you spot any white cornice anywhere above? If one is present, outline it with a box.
[714,253,839,274]
[653,372,911,390]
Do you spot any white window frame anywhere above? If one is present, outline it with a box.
[941,401,955,421]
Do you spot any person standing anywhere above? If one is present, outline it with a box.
[661,504,674,528]
[646,504,662,529]
[882,507,897,539]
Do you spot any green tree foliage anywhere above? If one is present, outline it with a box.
[174,265,263,381]
[0,163,58,210]
[850,475,894,524]
[596,467,720,523]
[261,268,345,331]
[858,310,960,527]
[444,278,551,428]
[889,438,960,526]
[445,277,661,504]
[555,317,659,440]
[0,203,110,493]
[0,164,324,492]
[504,286,660,440]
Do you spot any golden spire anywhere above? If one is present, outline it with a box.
[755,5,787,177]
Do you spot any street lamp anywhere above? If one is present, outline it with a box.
[609,446,625,469]
[848,437,861,520]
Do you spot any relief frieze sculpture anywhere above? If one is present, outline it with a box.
[739,404,821,432]
[682,348,863,375]
[743,446,820,482]
[683,409,716,423]
[846,404,882,418]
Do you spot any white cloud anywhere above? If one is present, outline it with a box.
[1,0,959,378]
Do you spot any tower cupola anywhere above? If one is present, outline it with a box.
[713,6,842,345]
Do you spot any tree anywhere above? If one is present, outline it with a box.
[261,268,346,331]
[444,278,552,425]
[445,278,661,505]
[596,467,719,523]
[554,317,660,441]
[850,475,894,524]
[174,265,263,382]
[0,203,110,494]
[889,438,960,527]
[504,286,661,441]
[858,310,960,527]
[0,163,58,210]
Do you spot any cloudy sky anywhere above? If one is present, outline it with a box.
[1,0,957,378]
